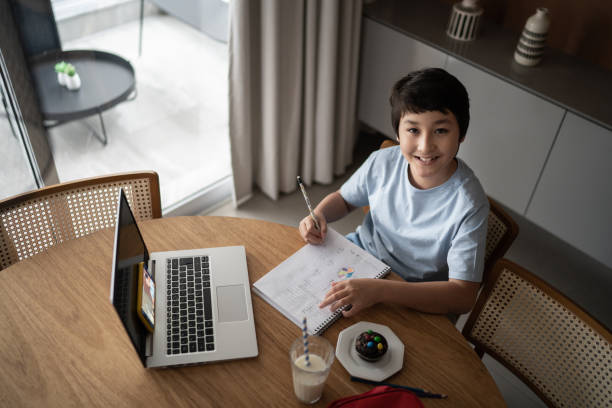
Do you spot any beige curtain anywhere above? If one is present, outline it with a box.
[229,0,362,204]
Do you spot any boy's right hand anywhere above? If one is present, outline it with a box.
[299,211,327,245]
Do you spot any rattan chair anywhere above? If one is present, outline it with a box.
[484,196,518,282]
[0,171,161,270]
[369,138,518,283]
[463,258,612,408]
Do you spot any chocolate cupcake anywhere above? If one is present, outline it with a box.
[355,329,388,362]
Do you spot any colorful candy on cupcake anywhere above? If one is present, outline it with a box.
[355,329,388,362]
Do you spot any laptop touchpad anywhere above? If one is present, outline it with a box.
[216,285,248,322]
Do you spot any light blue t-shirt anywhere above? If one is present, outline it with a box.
[340,146,489,282]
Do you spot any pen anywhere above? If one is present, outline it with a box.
[350,376,447,399]
[296,176,320,230]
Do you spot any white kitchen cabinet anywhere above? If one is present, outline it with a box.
[446,57,565,214]
[358,18,447,137]
[357,17,612,268]
[526,112,612,268]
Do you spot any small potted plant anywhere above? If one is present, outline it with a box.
[54,61,68,86]
[65,63,81,91]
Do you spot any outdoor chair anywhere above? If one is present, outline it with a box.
[463,258,612,408]
[0,171,161,271]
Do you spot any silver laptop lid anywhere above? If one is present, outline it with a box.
[109,188,150,366]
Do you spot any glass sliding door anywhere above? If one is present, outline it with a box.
[42,0,232,212]
[3,0,231,212]
[0,49,40,200]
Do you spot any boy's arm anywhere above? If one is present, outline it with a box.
[320,277,480,316]
[299,190,356,244]
[380,278,480,314]
[314,190,356,223]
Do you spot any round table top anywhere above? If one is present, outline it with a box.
[0,216,505,407]
[30,49,135,122]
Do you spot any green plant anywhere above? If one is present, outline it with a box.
[54,61,67,73]
[65,64,76,77]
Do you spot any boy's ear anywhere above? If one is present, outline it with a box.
[459,135,466,144]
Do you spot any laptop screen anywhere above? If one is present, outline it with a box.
[110,189,150,366]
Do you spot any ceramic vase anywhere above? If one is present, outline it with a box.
[66,73,81,91]
[446,0,483,41]
[514,8,550,66]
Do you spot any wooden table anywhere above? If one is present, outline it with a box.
[0,216,505,407]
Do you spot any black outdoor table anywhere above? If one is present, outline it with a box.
[30,49,136,145]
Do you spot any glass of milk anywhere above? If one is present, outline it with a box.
[289,336,335,404]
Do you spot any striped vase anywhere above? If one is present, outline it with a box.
[446,0,483,41]
[514,8,550,66]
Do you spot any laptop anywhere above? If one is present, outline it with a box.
[109,188,258,368]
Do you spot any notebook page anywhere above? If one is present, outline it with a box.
[253,228,390,334]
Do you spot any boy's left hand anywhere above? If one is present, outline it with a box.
[319,279,379,318]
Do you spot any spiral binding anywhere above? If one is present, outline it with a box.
[312,266,391,335]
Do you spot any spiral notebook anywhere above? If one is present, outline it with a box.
[252,228,391,335]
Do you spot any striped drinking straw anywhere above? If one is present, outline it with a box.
[302,316,311,367]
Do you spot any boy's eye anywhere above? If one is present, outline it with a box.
[434,128,449,134]
[407,128,419,134]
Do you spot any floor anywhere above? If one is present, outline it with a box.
[206,131,612,407]
[47,13,231,210]
[0,110,38,199]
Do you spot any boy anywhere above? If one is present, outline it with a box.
[299,68,489,317]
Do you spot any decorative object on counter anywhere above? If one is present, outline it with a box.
[446,0,483,41]
[514,8,550,66]
[64,63,81,91]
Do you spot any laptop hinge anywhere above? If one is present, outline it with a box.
[145,333,153,357]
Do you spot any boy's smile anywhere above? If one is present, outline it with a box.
[397,110,464,190]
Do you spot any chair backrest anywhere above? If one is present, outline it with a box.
[370,138,518,283]
[0,172,161,270]
[462,258,612,408]
[484,196,518,281]
[9,0,62,59]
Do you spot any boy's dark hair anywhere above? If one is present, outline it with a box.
[390,68,470,139]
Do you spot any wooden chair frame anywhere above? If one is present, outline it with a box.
[484,196,518,282]
[0,171,161,270]
[463,258,612,408]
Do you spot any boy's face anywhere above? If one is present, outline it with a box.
[397,110,464,190]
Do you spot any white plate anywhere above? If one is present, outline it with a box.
[335,321,404,382]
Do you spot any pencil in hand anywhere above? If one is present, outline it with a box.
[297,176,320,230]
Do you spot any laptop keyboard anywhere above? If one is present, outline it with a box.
[166,256,215,355]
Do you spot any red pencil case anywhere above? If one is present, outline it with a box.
[327,385,424,408]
